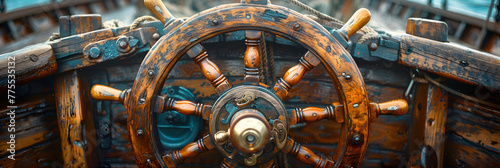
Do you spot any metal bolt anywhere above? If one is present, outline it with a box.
[137,129,144,136]
[353,103,359,108]
[459,60,469,67]
[345,74,352,81]
[293,23,301,31]
[352,133,362,144]
[406,48,412,54]
[99,123,110,136]
[89,47,101,59]
[212,18,219,25]
[118,40,128,49]
[139,98,146,104]
[152,33,160,41]
[369,42,378,51]
[147,70,154,77]
[29,54,38,62]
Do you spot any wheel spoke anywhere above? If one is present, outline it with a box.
[273,51,320,99]
[289,103,344,126]
[186,44,232,95]
[284,138,335,168]
[162,134,215,167]
[244,30,262,83]
[154,94,211,120]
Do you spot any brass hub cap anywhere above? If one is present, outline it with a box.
[209,85,287,165]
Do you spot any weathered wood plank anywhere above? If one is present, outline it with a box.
[0,139,63,168]
[407,84,448,168]
[55,70,98,167]
[447,97,500,153]
[444,135,500,167]
[0,43,57,88]
[399,34,500,90]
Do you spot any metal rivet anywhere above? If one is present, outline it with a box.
[293,23,301,31]
[139,98,146,104]
[459,60,469,67]
[345,74,352,81]
[89,47,101,59]
[246,15,251,19]
[118,40,128,49]
[369,42,378,51]
[312,113,317,117]
[212,18,219,25]
[353,103,359,108]
[352,133,362,144]
[137,129,144,136]
[147,70,154,77]
[152,33,160,41]
[29,54,38,62]
[406,48,412,54]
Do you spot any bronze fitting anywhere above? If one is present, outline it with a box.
[228,109,271,154]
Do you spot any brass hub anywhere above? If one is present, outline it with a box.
[209,85,288,165]
[229,110,271,154]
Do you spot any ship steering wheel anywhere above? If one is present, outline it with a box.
[91,0,408,167]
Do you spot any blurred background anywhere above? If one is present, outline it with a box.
[1,0,499,55]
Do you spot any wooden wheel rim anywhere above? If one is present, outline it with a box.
[127,3,370,167]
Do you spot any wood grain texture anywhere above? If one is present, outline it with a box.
[399,34,500,90]
[0,43,57,88]
[0,95,62,167]
[55,70,98,168]
[407,84,448,168]
[406,18,448,42]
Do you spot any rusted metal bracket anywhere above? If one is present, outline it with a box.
[82,27,159,63]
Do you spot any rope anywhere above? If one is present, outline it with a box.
[129,15,158,31]
[268,43,276,85]
[47,33,60,41]
[284,0,380,44]
[413,71,500,109]
[103,19,124,28]
[259,33,268,84]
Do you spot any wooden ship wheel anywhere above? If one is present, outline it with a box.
[90,0,409,167]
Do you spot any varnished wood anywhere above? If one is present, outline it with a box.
[162,134,215,167]
[144,0,174,24]
[290,99,407,125]
[90,84,130,105]
[284,138,335,168]
[244,30,262,83]
[368,99,409,122]
[154,94,211,120]
[339,8,371,39]
[289,102,344,125]
[55,70,98,168]
[186,44,232,95]
[274,52,320,99]
[0,43,57,88]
